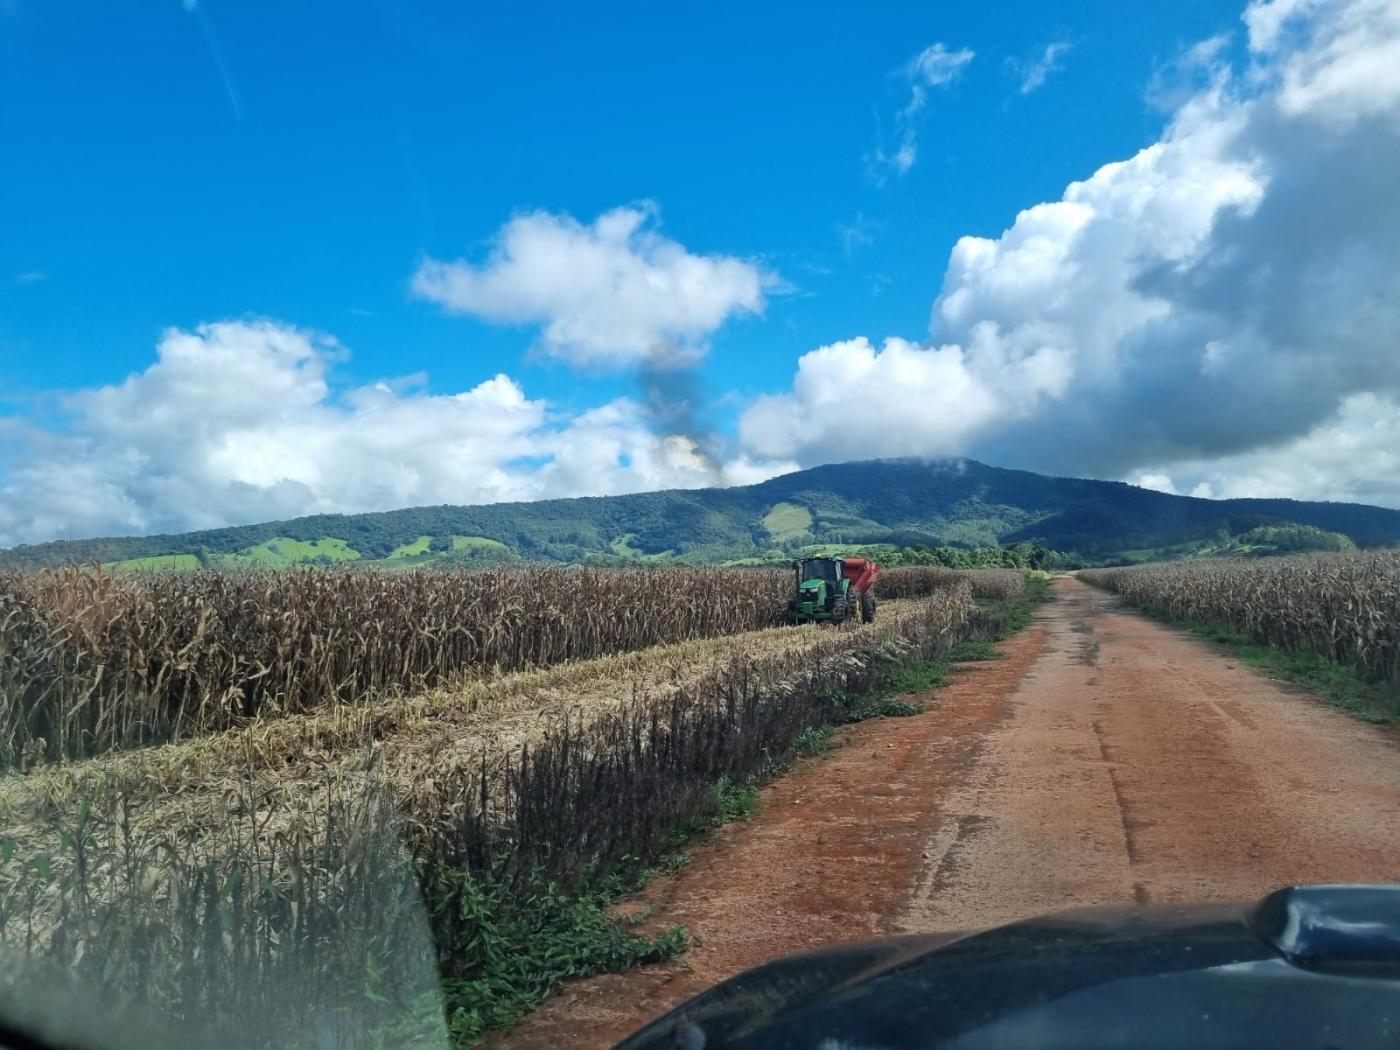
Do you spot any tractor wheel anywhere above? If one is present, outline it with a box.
[861,589,877,623]
[831,595,849,623]
[848,588,864,623]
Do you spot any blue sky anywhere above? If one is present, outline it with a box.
[2,1,1235,403]
[3,0,1400,544]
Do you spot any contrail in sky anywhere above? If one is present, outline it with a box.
[184,0,243,122]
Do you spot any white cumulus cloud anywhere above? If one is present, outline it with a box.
[740,332,1072,464]
[411,203,771,369]
[0,320,794,547]
[750,0,1400,508]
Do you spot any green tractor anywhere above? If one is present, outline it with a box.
[789,556,881,624]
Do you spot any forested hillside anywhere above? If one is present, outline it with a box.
[5,458,1399,569]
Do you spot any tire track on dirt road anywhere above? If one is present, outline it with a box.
[501,577,1400,1048]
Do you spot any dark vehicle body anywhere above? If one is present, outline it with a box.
[618,884,1400,1050]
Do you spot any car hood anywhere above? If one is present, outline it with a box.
[617,885,1400,1050]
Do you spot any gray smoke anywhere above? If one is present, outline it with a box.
[637,356,724,482]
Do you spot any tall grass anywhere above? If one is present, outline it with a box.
[0,566,790,768]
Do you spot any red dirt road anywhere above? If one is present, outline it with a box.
[499,578,1400,1048]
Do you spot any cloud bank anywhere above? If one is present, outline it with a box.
[753,0,1400,507]
[0,321,793,547]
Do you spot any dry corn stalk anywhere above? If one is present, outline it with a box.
[0,564,793,767]
[1081,553,1400,684]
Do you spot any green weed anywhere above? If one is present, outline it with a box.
[432,870,687,1044]
[791,724,839,757]
[713,777,759,823]
[880,661,950,694]
[947,640,1003,662]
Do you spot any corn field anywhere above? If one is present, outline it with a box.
[0,586,979,1048]
[0,564,1023,770]
[0,565,791,768]
[1080,553,1400,685]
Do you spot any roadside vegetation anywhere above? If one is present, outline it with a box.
[1081,554,1400,722]
[0,563,1045,1046]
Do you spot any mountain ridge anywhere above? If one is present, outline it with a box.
[4,458,1398,569]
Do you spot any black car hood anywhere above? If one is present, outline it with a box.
[617,885,1400,1050]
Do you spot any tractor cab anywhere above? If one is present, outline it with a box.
[794,558,842,615]
[790,556,880,624]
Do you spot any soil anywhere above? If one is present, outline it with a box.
[497,577,1400,1049]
